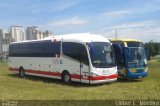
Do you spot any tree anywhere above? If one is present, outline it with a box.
[144,40,160,60]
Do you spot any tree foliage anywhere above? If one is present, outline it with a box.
[144,40,160,59]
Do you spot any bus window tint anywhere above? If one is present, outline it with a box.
[127,42,144,47]
[44,41,60,54]
[111,41,124,47]
[127,47,147,67]
[62,42,89,65]
[9,41,60,57]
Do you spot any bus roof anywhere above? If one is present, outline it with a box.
[110,38,143,42]
[11,33,110,44]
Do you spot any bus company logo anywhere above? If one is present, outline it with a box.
[60,60,63,64]
[52,59,63,65]
[52,59,59,64]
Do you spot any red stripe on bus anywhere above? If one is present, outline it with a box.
[70,74,81,79]
[9,67,19,72]
[25,70,61,77]
[9,67,117,80]
[71,74,117,80]
[89,74,117,80]
[9,67,61,77]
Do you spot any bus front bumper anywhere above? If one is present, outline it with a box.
[125,71,148,79]
[89,78,117,84]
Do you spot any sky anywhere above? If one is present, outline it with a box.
[0,0,160,42]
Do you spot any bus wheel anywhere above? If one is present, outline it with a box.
[19,67,25,78]
[62,71,71,83]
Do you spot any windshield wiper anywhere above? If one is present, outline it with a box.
[93,62,107,68]
[93,62,101,68]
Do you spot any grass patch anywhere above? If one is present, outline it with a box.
[0,60,160,100]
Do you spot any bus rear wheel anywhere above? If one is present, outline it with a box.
[19,67,25,78]
[62,71,71,83]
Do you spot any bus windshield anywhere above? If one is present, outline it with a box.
[88,42,116,68]
[127,47,147,68]
[127,42,144,47]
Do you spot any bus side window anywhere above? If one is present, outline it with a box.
[9,44,21,57]
[9,45,14,56]
[43,41,60,57]
[62,42,89,65]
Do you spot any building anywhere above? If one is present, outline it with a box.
[2,33,11,53]
[44,31,53,38]
[0,26,53,60]
[0,29,3,55]
[36,30,44,39]
[26,26,53,40]
[0,29,9,53]
[0,29,11,60]
[10,26,26,42]
[26,26,38,40]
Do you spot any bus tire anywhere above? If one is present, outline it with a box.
[19,67,25,78]
[62,71,71,83]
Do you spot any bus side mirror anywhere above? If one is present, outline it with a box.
[88,43,94,55]
[112,44,123,56]
[112,44,124,65]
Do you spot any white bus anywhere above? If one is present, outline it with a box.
[8,33,117,84]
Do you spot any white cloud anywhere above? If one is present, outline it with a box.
[133,2,160,14]
[97,20,160,42]
[100,3,160,19]
[55,2,77,11]
[101,10,132,17]
[98,20,158,33]
[48,16,88,27]
[30,1,78,14]
[116,20,157,29]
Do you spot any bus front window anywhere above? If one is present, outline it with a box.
[88,42,116,68]
[127,42,144,47]
[127,47,147,68]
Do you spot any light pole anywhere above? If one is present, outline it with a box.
[115,28,118,39]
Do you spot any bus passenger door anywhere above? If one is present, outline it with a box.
[79,47,90,83]
[62,42,89,83]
